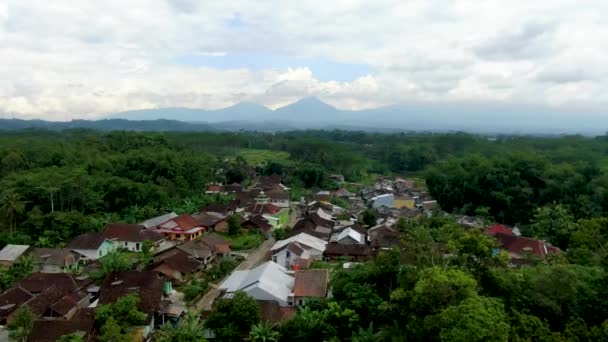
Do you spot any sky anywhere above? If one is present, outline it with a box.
[0,1,607,121]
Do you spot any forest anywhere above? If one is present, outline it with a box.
[1,129,608,341]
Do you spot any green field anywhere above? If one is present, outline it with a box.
[237,148,290,165]
[218,232,265,250]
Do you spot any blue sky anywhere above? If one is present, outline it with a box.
[0,0,607,120]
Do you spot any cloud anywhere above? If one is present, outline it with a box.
[1,0,608,120]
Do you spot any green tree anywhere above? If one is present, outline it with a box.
[7,307,35,342]
[157,311,207,342]
[249,321,280,342]
[206,291,260,342]
[95,250,132,279]
[140,240,154,266]
[529,203,576,249]
[437,295,510,342]
[412,267,477,315]
[361,209,378,227]
[57,333,85,342]
[0,191,27,235]
[96,293,147,340]
[227,214,241,235]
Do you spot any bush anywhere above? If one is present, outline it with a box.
[183,280,208,301]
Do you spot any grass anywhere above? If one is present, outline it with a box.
[218,232,265,251]
[236,149,290,165]
[310,260,341,270]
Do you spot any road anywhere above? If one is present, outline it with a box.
[195,239,274,311]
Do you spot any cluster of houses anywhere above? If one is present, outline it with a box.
[361,177,437,212]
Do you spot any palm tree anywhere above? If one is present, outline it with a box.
[249,321,280,342]
[352,323,382,342]
[0,191,26,236]
[156,311,207,342]
[35,236,52,248]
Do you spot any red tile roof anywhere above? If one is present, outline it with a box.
[201,233,231,254]
[153,249,202,275]
[171,215,202,230]
[242,215,273,232]
[487,224,513,236]
[247,203,282,215]
[207,184,223,192]
[99,271,164,317]
[494,233,561,258]
[0,287,33,319]
[27,319,94,342]
[293,269,329,298]
[66,232,108,250]
[257,300,296,324]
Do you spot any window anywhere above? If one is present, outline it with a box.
[124,242,128,246]
[299,299,303,306]
[136,243,140,251]
[99,250,102,256]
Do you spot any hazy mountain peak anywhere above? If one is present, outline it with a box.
[276,96,338,114]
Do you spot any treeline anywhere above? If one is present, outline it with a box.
[2,129,608,246]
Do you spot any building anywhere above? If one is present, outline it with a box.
[323,244,371,261]
[200,233,231,257]
[0,287,34,324]
[193,212,228,232]
[102,223,164,252]
[370,193,395,208]
[176,239,216,265]
[271,233,327,269]
[267,189,290,208]
[140,212,179,229]
[393,196,415,209]
[0,244,31,267]
[245,202,289,229]
[330,227,365,245]
[27,320,95,342]
[314,191,331,202]
[368,224,400,249]
[154,215,205,241]
[493,233,561,265]
[99,271,165,337]
[152,250,203,283]
[66,233,115,261]
[28,248,79,273]
[219,261,295,306]
[292,269,329,306]
[241,215,273,233]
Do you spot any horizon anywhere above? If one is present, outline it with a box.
[1,1,607,122]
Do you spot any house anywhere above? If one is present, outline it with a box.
[245,202,289,228]
[324,244,371,261]
[66,233,115,261]
[219,261,294,306]
[27,319,95,342]
[155,215,205,241]
[368,224,400,249]
[493,233,561,265]
[241,215,273,233]
[292,269,329,306]
[329,174,345,183]
[99,271,165,337]
[29,248,79,273]
[193,212,228,232]
[393,196,415,209]
[333,188,354,198]
[267,189,290,208]
[200,233,231,257]
[175,239,216,265]
[0,287,33,324]
[370,193,395,208]
[257,301,297,324]
[330,227,365,245]
[315,191,331,202]
[140,212,179,229]
[223,183,243,193]
[102,223,164,252]
[200,201,237,216]
[487,224,514,236]
[271,233,327,269]
[153,250,203,283]
[6,273,94,323]
[0,244,31,267]
[206,184,223,194]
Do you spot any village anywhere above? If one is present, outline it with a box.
[0,173,562,341]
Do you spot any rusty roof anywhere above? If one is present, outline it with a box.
[293,269,329,298]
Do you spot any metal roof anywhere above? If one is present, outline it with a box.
[0,244,30,262]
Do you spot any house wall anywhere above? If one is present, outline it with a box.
[338,236,358,245]
[393,198,415,209]
[118,241,144,252]
[272,249,299,269]
[270,199,290,208]
[36,264,63,273]
[215,221,229,233]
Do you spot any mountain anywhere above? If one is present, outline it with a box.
[275,97,340,118]
[0,118,215,132]
[212,102,274,122]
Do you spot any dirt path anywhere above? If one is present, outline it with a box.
[195,239,274,311]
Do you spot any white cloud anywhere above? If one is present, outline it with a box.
[1,0,608,120]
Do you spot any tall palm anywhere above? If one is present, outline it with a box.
[249,321,280,342]
[156,312,207,342]
[0,191,26,236]
[35,236,52,248]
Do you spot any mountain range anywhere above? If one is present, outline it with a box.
[1,97,606,135]
[111,97,607,135]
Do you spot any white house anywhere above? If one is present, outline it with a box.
[219,261,295,306]
[271,233,327,269]
[330,227,365,245]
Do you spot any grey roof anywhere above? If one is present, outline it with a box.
[140,212,178,229]
[0,245,30,262]
[219,261,294,305]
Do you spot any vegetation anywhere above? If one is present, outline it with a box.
[219,232,264,250]
[156,311,207,342]
[205,291,260,342]
[95,294,147,341]
[7,307,35,342]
